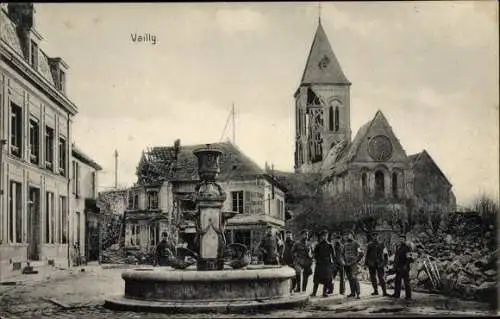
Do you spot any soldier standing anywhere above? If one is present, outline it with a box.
[311,230,335,297]
[391,233,414,300]
[365,232,389,296]
[155,232,175,266]
[344,232,363,299]
[281,231,296,291]
[258,226,282,265]
[291,229,313,292]
[331,234,346,295]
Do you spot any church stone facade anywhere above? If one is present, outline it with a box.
[293,21,455,216]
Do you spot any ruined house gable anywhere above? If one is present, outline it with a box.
[410,150,453,207]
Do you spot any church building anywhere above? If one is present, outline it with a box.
[293,20,456,217]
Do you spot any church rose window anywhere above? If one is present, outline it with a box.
[368,135,393,161]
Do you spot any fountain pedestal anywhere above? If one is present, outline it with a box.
[104,144,309,313]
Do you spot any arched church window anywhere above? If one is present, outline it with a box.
[392,172,398,198]
[361,172,368,195]
[329,107,334,131]
[375,171,385,199]
[334,107,340,132]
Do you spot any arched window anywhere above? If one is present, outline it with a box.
[329,107,334,131]
[334,107,340,132]
[361,172,368,195]
[375,171,385,198]
[392,172,398,198]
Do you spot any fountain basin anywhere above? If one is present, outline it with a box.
[104,265,309,313]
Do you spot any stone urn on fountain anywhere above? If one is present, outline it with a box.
[104,144,308,313]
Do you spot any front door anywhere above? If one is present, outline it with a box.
[27,187,41,261]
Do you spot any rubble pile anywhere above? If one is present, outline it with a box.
[385,212,497,305]
[101,244,128,264]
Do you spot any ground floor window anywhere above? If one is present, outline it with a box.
[130,223,140,247]
[9,181,23,243]
[233,230,251,251]
[149,224,158,247]
[45,192,55,244]
[59,196,68,244]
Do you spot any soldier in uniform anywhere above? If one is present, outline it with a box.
[155,232,175,266]
[291,229,313,292]
[331,234,346,295]
[365,232,389,296]
[258,226,282,265]
[344,232,363,299]
[391,233,414,300]
[311,230,335,297]
[281,231,296,291]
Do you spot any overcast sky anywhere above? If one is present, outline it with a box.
[31,2,498,206]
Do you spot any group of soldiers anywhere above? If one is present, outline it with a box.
[258,226,414,300]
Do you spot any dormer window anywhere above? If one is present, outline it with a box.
[30,40,38,70]
[59,70,65,93]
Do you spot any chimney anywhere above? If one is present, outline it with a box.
[7,3,34,29]
[8,3,35,60]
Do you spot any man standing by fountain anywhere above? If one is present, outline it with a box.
[365,232,389,296]
[331,234,346,295]
[155,232,176,266]
[291,229,313,293]
[258,226,282,265]
[311,230,335,297]
[281,231,296,291]
[344,232,363,299]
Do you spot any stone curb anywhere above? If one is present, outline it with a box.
[104,294,309,314]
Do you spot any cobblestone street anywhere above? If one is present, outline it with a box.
[0,264,496,318]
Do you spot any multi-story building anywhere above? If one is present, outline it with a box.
[0,3,100,276]
[71,144,101,263]
[124,142,287,257]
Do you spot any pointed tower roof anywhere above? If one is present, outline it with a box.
[300,22,350,85]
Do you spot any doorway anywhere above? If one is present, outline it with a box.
[27,186,41,261]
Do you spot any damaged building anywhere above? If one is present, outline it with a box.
[123,141,289,258]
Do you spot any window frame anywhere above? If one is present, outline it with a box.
[231,191,244,214]
[10,102,23,158]
[58,136,66,176]
[29,117,40,164]
[45,126,54,170]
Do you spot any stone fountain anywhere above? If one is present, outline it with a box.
[104,145,309,313]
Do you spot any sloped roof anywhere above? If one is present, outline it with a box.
[137,142,284,187]
[0,9,23,56]
[409,149,452,187]
[300,22,350,85]
[321,111,391,179]
[72,144,102,171]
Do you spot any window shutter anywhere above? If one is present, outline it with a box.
[244,191,250,214]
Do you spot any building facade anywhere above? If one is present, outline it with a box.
[293,21,456,217]
[124,142,287,257]
[71,145,101,263]
[0,4,100,276]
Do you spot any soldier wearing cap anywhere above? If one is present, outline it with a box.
[391,233,414,300]
[365,232,389,296]
[331,234,346,295]
[257,226,282,265]
[344,231,363,299]
[311,230,335,297]
[281,231,296,290]
[291,229,313,292]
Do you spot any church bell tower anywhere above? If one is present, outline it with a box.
[294,20,352,173]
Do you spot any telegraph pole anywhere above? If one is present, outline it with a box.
[114,150,118,189]
[232,103,235,145]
